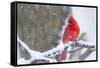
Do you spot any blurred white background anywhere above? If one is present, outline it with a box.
[0,0,99,68]
[72,7,96,60]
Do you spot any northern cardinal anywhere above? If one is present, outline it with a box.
[58,16,80,61]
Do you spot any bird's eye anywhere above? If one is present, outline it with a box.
[68,21,73,26]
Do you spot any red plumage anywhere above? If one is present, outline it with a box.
[59,16,80,61]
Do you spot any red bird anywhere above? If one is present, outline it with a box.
[59,16,80,61]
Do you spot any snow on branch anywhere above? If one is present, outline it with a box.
[17,35,96,64]
[42,40,95,58]
[17,35,57,64]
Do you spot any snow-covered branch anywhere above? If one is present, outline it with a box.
[42,40,95,58]
[17,35,57,64]
[17,35,96,64]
